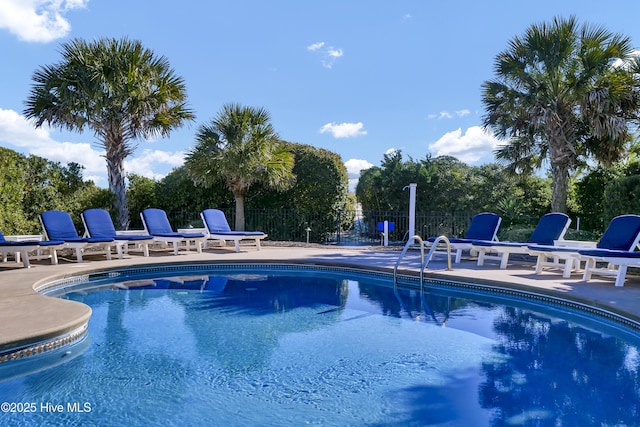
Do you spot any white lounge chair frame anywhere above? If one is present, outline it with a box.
[426,213,502,263]
[528,214,640,280]
[40,211,118,263]
[1,234,62,267]
[527,240,598,278]
[474,214,571,269]
[200,210,267,253]
[140,209,205,256]
[582,254,640,287]
[81,209,154,258]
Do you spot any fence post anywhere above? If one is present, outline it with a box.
[405,183,417,243]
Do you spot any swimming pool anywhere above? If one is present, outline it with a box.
[1,264,640,426]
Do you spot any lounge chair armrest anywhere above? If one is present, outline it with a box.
[553,239,597,248]
[116,230,149,236]
[4,234,45,242]
[177,228,207,234]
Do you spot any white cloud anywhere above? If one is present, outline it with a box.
[344,158,373,179]
[344,158,374,192]
[306,42,325,51]
[384,148,398,156]
[612,50,640,70]
[307,41,344,69]
[124,149,185,180]
[33,141,105,173]
[0,108,105,179]
[319,122,367,138]
[0,0,88,43]
[428,126,501,163]
[0,108,184,186]
[327,47,343,58]
[428,109,471,119]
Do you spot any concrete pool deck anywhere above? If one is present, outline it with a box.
[2,244,640,354]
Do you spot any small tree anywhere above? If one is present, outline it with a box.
[185,103,295,230]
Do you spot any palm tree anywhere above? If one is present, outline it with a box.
[184,103,295,231]
[24,37,194,229]
[482,16,640,213]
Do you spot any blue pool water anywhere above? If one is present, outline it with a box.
[1,267,640,426]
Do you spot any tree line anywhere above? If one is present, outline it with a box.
[0,143,351,241]
[12,15,640,236]
[356,149,640,238]
[4,140,638,241]
[0,147,111,234]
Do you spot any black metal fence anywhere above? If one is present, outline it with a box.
[164,208,501,246]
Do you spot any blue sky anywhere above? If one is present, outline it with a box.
[1,1,639,191]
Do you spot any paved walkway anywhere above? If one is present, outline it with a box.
[2,244,640,353]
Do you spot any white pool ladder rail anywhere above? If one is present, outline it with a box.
[393,235,452,288]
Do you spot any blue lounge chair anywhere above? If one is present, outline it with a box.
[527,214,640,279]
[140,208,205,255]
[82,208,155,257]
[574,215,640,287]
[40,210,118,262]
[426,212,502,263]
[0,229,63,268]
[200,209,267,252]
[472,212,571,269]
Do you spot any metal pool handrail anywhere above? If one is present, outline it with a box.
[394,235,453,288]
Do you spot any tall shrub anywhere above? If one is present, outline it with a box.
[602,175,640,221]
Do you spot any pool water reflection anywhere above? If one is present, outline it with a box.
[1,269,639,426]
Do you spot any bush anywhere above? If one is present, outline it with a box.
[574,166,623,231]
[499,227,535,242]
[603,175,640,221]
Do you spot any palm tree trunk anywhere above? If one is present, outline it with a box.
[234,193,245,231]
[106,153,130,230]
[550,162,569,213]
[548,127,573,214]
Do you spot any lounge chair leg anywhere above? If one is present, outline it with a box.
[75,248,83,263]
[615,266,628,287]
[20,250,31,268]
[583,259,595,281]
[116,244,123,259]
[499,253,509,269]
[143,244,149,257]
[562,259,573,278]
[234,241,240,252]
[534,255,544,274]
[197,241,203,253]
[454,249,462,264]
[575,258,581,270]
[477,250,485,266]
[50,249,59,265]
[173,242,179,256]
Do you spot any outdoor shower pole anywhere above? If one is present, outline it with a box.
[408,183,417,244]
